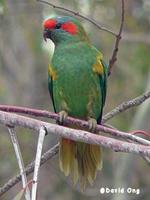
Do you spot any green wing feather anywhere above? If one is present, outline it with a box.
[48,75,56,112]
[97,59,108,124]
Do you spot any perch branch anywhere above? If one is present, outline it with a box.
[0,111,150,155]
[0,106,149,145]
[36,0,117,36]
[0,90,150,144]
[0,90,149,124]
[108,0,125,75]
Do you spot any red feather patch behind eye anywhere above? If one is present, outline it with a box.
[61,22,78,35]
[43,19,57,29]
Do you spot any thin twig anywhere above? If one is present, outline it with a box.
[7,127,31,200]
[0,144,59,197]
[31,127,46,200]
[141,156,150,167]
[103,90,150,122]
[12,180,32,200]
[130,130,150,138]
[108,0,125,75]
[36,0,117,36]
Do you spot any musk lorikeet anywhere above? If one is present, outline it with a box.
[43,16,108,189]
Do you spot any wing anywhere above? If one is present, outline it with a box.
[97,59,108,124]
[48,65,56,113]
[100,59,108,106]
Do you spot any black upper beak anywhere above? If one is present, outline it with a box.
[43,29,48,42]
[43,30,47,42]
[43,29,51,42]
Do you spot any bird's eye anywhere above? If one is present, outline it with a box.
[55,23,61,29]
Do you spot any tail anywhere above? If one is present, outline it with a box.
[59,138,102,190]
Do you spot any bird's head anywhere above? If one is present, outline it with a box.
[43,16,89,44]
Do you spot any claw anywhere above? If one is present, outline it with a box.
[88,118,97,132]
[57,111,68,125]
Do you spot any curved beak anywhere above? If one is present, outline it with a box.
[43,29,52,42]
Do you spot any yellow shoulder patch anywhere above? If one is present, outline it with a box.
[92,53,104,75]
[48,64,57,80]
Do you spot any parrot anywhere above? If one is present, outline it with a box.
[43,16,108,189]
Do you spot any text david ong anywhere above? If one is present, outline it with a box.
[100,187,140,195]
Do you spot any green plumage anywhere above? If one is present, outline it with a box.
[52,42,105,119]
[44,16,108,189]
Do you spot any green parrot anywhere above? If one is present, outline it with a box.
[43,16,108,189]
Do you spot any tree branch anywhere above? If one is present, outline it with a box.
[0,144,59,197]
[31,126,46,200]
[0,90,149,124]
[103,90,150,122]
[0,111,150,155]
[8,127,31,200]
[108,0,125,75]
[0,105,149,145]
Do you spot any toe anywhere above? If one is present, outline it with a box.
[88,118,97,132]
[58,111,68,125]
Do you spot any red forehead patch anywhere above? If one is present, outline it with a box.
[43,19,57,29]
[61,22,78,35]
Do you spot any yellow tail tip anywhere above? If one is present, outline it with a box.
[59,138,103,190]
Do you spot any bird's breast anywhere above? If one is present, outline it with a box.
[51,43,102,118]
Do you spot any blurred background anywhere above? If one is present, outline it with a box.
[0,0,150,199]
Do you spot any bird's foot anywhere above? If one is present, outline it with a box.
[57,110,68,125]
[88,118,97,132]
